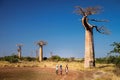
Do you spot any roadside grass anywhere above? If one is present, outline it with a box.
[0,61,84,70]
[0,61,117,71]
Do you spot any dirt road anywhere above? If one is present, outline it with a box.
[0,67,111,80]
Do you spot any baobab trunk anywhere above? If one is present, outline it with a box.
[84,29,95,68]
[18,51,21,58]
[39,46,43,62]
[17,44,23,59]
[37,40,47,62]
[17,47,22,58]
[82,16,95,68]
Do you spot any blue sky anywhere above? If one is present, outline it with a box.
[0,0,120,58]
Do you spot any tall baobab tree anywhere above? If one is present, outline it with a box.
[37,40,47,62]
[75,6,109,68]
[16,44,23,58]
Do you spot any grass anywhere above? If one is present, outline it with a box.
[0,61,84,70]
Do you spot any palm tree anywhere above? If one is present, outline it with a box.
[75,6,109,68]
[37,40,47,62]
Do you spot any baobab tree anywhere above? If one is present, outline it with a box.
[37,40,47,62]
[16,44,23,58]
[75,6,109,68]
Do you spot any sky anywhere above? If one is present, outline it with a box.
[0,0,120,58]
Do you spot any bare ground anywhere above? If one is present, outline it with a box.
[0,67,112,80]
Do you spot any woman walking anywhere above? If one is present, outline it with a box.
[60,64,62,75]
[65,64,68,74]
[56,64,59,75]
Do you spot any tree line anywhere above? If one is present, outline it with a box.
[0,42,120,68]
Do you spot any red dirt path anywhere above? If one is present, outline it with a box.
[0,67,111,80]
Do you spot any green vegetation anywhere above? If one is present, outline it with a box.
[96,56,120,66]
[108,42,120,54]
[95,42,120,77]
[107,42,120,68]
[48,55,80,62]
[0,55,36,63]
[21,57,36,61]
[96,57,107,64]
[49,55,61,61]
[0,54,19,63]
[95,42,120,67]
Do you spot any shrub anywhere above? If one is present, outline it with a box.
[0,55,37,62]
[96,57,107,64]
[49,55,61,61]
[61,58,69,62]
[43,57,48,60]
[22,57,36,61]
[2,55,19,63]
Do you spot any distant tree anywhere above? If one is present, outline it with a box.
[108,42,120,55]
[108,42,120,68]
[36,40,47,62]
[43,57,48,60]
[69,57,75,61]
[74,6,109,68]
[16,44,23,59]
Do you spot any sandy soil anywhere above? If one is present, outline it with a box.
[0,67,112,80]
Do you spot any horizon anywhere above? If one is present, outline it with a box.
[0,0,120,58]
